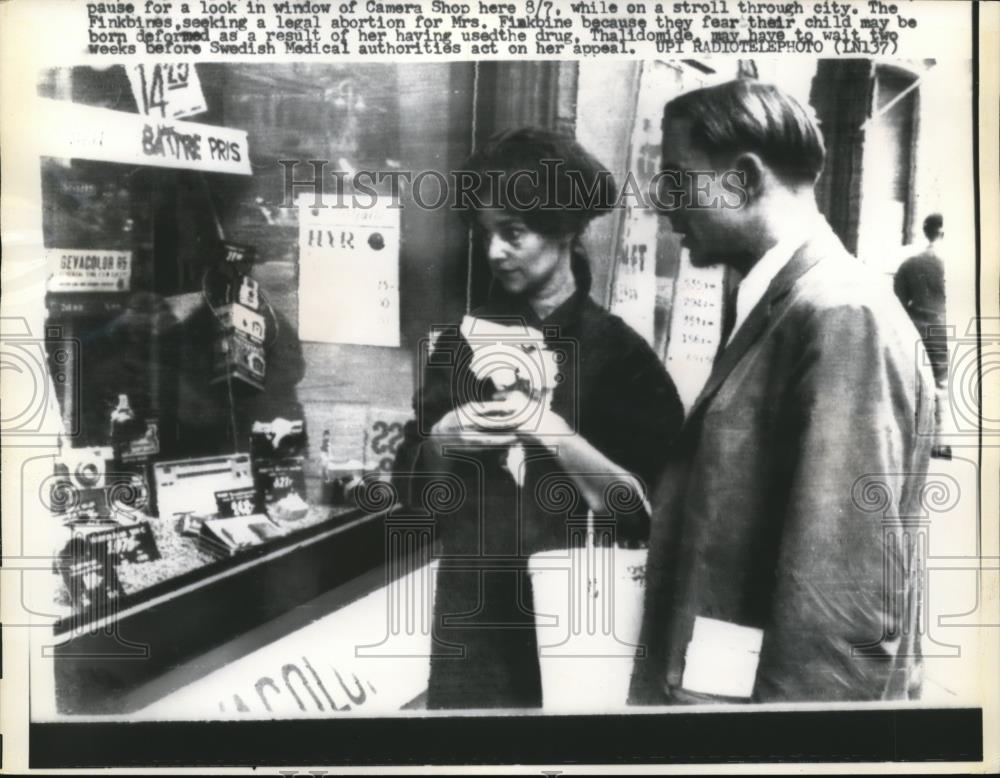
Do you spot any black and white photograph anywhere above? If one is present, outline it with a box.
[0,0,996,772]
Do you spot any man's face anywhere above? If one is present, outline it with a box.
[660,118,751,269]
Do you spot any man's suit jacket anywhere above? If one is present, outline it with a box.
[894,247,949,386]
[630,223,936,703]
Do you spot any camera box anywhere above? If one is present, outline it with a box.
[50,447,150,523]
[53,446,114,490]
[250,419,307,507]
[418,316,578,437]
[211,330,266,390]
[236,275,260,311]
[216,303,266,343]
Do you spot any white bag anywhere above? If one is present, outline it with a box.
[528,512,647,712]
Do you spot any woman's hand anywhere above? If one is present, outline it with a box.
[514,399,573,449]
[512,397,651,519]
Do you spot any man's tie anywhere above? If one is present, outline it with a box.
[715,286,739,364]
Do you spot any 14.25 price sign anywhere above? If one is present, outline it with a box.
[126,62,207,120]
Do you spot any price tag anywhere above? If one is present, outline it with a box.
[127,62,207,120]
[254,458,307,501]
[214,487,263,518]
[57,521,160,608]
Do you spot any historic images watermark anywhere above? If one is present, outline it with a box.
[277,158,749,213]
[1,317,79,445]
[928,317,1000,444]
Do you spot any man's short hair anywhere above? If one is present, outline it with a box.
[663,78,826,186]
[923,213,944,241]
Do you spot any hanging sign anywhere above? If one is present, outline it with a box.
[38,97,251,176]
[126,63,207,120]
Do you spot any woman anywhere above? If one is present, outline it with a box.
[395,127,684,709]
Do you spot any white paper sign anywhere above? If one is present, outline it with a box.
[37,97,251,176]
[609,62,684,347]
[531,545,647,711]
[297,196,400,347]
[46,248,131,293]
[665,253,725,411]
[126,63,207,120]
[611,222,658,346]
[681,616,764,699]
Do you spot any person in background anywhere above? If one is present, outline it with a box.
[394,127,683,709]
[630,79,936,704]
[894,213,950,458]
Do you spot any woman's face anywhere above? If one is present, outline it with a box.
[477,210,569,298]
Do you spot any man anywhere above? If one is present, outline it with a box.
[895,214,950,457]
[630,79,936,704]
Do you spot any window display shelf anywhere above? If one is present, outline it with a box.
[53,503,360,629]
[52,504,404,714]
